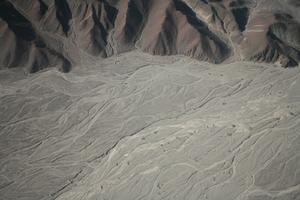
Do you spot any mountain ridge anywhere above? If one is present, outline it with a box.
[0,0,299,72]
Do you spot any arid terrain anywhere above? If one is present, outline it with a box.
[1,0,300,72]
[1,52,300,200]
[0,0,300,200]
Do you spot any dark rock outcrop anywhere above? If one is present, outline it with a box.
[241,12,300,67]
[0,1,71,72]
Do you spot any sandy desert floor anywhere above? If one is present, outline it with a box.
[0,52,300,200]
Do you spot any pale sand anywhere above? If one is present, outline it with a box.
[0,52,299,200]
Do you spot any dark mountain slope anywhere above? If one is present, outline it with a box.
[0,0,299,72]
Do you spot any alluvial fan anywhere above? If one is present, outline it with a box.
[0,52,300,200]
[0,0,300,200]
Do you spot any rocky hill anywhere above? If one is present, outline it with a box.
[0,0,299,72]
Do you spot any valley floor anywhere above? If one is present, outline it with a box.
[0,52,300,200]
